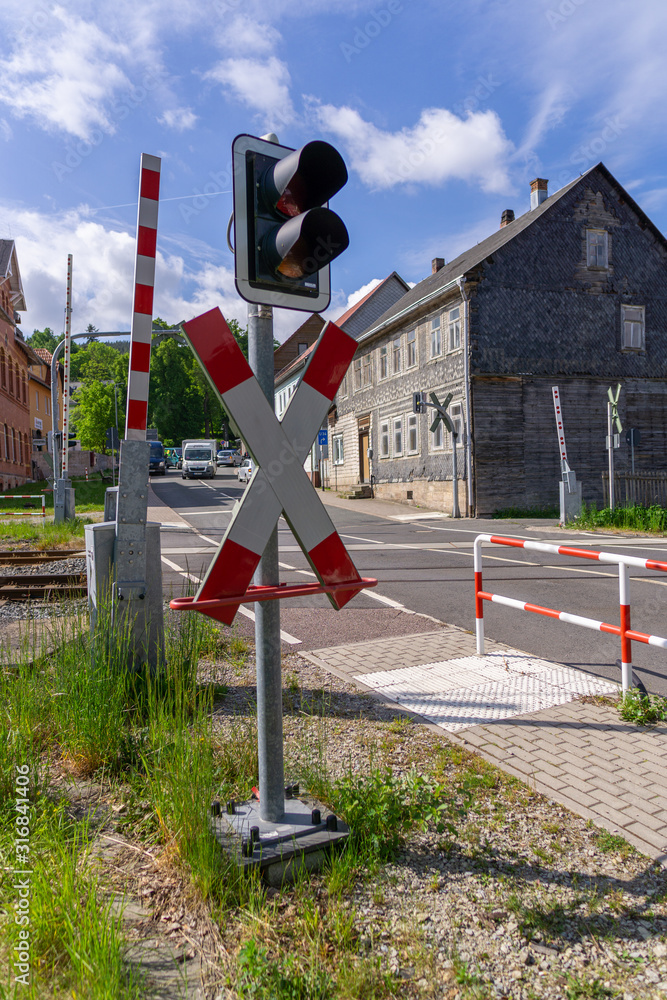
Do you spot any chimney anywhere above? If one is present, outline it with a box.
[500,209,515,228]
[432,257,445,274]
[530,178,548,210]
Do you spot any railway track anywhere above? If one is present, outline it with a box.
[0,549,87,602]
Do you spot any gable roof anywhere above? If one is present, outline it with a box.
[334,271,410,340]
[359,163,664,342]
[0,240,26,313]
[273,314,324,374]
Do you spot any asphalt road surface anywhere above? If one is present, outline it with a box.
[153,468,667,697]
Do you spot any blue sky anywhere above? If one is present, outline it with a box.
[2,0,666,344]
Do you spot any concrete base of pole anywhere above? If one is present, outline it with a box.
[559,476,582,524]
[54,478,75,523]
[209,793,348,888]
[85,520,164,670]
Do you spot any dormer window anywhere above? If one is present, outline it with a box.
[587,229,608,269]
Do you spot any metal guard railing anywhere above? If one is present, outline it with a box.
[474,534,667,694]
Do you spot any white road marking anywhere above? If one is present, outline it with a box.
[340,533,384,544]
[162,556,301,644]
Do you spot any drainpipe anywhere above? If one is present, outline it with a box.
[457,277,474,516]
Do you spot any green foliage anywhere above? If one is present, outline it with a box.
[574,502,667,534]
[27,326,64,355]
[594,829,631,854]
[618,688,667,725]
[328,767,458,862]
[235,939,333,1000]
[71,380,123,452]
[493,504,559,519]
[564,973,614,998]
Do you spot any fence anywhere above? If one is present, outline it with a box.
[474,533,667,693]
[602,471,667,508]
[0,494,46,518]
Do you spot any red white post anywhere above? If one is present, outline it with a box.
[474,535,485,653]
[125,154,161,441]
[619,562,632,694]
[61,254,73,478]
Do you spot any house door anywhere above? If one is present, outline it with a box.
[358,429,369,482]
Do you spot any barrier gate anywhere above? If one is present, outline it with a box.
[474,534,667,693]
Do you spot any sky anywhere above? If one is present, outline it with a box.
[2,0,667,345]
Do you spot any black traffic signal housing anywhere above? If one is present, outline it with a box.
[232,134,349,312]
[413,391,427,414]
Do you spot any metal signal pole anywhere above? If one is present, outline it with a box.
[247,301,285,823]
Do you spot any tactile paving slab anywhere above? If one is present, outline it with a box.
[354,649,618,732]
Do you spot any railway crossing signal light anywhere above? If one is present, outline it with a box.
[413,391,427,414]
[232,134,349,312]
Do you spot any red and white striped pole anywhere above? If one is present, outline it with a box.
[61,254,72,478]
[619,562,632,693]
[125,153,161,441]
[474,536,484,653]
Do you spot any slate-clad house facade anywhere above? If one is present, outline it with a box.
[332,164,667,515]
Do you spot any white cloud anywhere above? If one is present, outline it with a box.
[0,8,132,140]
[312,104,514,193]
[206,56,295,128]
[214,15,281,55]
[158,107,198,131]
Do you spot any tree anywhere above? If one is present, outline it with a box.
[71,381,122,453]
[70,341,122,382]
[85,323,99,345]
[28,327,60,354]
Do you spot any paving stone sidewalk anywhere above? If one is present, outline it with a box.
[302,628,667,867]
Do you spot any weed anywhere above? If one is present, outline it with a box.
[619,688,667,725]
[564,973,615,998]
[573,501,667,534]
[595,830,631,854]
[493,504,559,519]
[387,715,412,735]
[234,938,333,999]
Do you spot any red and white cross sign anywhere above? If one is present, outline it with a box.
[177,307,368,624]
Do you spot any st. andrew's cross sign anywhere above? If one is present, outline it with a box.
[170,308,375,622]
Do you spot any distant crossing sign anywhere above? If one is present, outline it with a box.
[172,308,372,623]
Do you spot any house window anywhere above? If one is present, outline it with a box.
[407,414,418,453]
[333,435,344,465]
[0,350,5,387]
[22,376,26,404]
[3,425,8,460]
[587,230,608,269]
[353,357,362,390]
[8,363,13,395]
[406,329,416,368]
[298,342,308,355]
[393,417,403,456]
[447,403,463,447]
[379,345,388,379]
[430,317,442,358]
[339,374,348,397]
[621,305,645,350]
[362,354,372,386]
[379,420,390,458]
[448,307,461,351]
[392,336,401,374]
[431,419,444,450]
[35,391,39,411]
[11,428,16,462]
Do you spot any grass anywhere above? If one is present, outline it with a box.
[572,501,667,534]
[0,515,93,547]
[0,473,109,515]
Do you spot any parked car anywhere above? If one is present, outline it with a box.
[165,448,181,469]
[237,458,255,483]
[148,441,166,476]
[216,449,242,467]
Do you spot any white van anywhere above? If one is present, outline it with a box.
[181,440,217,479]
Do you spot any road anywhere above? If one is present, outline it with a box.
[152,468,667,696]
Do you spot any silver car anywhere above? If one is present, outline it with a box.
[237,458,255,483]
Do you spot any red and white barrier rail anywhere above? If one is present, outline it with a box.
[0,495,46,518]
[474,534,667,694]
[125,153,161,441]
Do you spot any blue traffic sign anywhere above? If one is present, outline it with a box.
[318,428,328,445]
